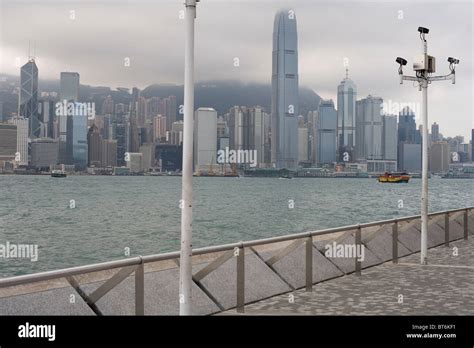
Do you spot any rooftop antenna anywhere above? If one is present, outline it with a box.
[345,67,349,79]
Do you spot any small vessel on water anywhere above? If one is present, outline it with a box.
[378,172,410,183]
[51,170,67,178]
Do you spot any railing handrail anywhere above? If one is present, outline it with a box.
[0,206,472,289]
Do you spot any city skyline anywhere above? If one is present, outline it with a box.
[0,0,472,140]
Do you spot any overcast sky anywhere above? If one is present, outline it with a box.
[0,0,473,139]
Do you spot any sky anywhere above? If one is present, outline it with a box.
[0,0,473,139]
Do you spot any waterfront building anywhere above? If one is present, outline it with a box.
[356,95,383,161]
[126,152,143,173]
[271,9,299,169]
[8,117,29,166]
[382,115,398,165]
[399,143,421,172]
[0,124,17,164]
[30,138,59,169]
[430,141,450,173]
[101,139,117,168]
[87,124,102,167]
[194,107,217,172]
[298,126,308,164]
[317,100,337,165]
[337,69,357,162]
[19,58,39,138]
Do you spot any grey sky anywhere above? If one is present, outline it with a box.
[0,0,473,139]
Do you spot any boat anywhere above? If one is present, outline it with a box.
[378,172,410,183]
[51,170,67,178]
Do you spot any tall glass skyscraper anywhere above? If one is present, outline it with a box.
[19,58,39,138]
[337,70,357,162]
[271,9,299,169]
[59,72,80,165]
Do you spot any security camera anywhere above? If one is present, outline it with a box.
[447,57,459,64]
[418,27,429,34]
[396,57,408,66]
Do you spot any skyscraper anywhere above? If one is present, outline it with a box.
[8,117,29,166]
[431,122,440,143]
[337,69,357,162]
[87,124,102,167]
[59,72,80,164]
[317,100,337,165]
[355,95,383,161]
[271,9,299,169]
[19,58,39,138]
[382,115,398,163]
[194,108,217,172]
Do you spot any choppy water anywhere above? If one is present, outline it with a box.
[0,175,472,277]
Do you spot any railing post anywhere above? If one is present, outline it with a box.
[236,245,245,313]
[392,220,398,264]
[464,209,469,240]
[355,226,361,276]
[135,258,144,316]
[445,212,450,247]
[305,236,313,292]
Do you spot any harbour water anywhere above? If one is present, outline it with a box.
[0,175,472,277]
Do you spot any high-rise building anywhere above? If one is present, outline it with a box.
[0,124,18,163]
[399,143,421,172]
[8,117,29,166]
[250,106,268,166]
[431,122,440,143]
[194,108,217,171]
[101,139,117,168]
[126,152,143,173]
[59,72,80,165]
[228,106,244,151]
[139,143,155,171]
[271,9,299,169]
[30,138,59,169]
[87,124,102,167]
[170,120,183,145]
[298,126,308,164]
[163,96,177,132]
[152,115,166,143]
[382,115,398,163]
[60,72,80,102]
[72,115,88,169]
[101,95,114,115]
[355,95,383,161]
[337,69,357,162]
[317,100,337,165]
[19,58,39,138]
[397,107,420,170]
[38,99,55,138]
[307,110,319,164]
[136,96,147,127]
[430,141,450,173]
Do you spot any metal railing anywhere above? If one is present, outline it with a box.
[0,206,472,315]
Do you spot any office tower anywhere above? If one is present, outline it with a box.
[60,72,80,102]
[139,143,155,171]
[163,96,177,131]
[170,121,184,145]
[8,117,29,166]
[126,152,143,173]
[153,115,166,143]
[271,9,299,169]
[72,115,88,169]
[307,110,318,164]
[115,114,127,166]
[430,141,450,173]
[130,87,140,116]
[298,126,308,164]
[136,96,147,127]
[38,100,55,138]
[59,72,80,165]
[399,143,421,172]
[87,124,102,167]
[382,115,398,163]
[242,107,254,151]
[30,138,59,169]
[0,124,18,163]
[228,106,244,150]
[250,106,267,166]
[397,106,420,170]
[355,95,383,161]
[337,69,357,162]
[147,97,162,120]
[194,108,217,171]
[317,100,337,165]
[431,122,440,143]
[101,95,114,115]
[19,58,39,138]
[217,117,228,139]
[101,139,117,168]
[129,117,140,153]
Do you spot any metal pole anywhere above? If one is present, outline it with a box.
[179,0,197,315]
[420,35,429,266]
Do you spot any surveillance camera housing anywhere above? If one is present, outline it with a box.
[396,57,407,66]
[448,57,460,64]
[418,27,429,34]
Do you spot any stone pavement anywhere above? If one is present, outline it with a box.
[232,238,474,315]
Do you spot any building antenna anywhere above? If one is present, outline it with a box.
[345,67,349,79]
